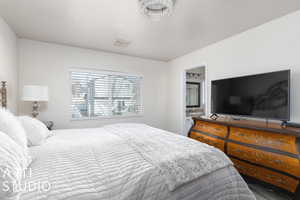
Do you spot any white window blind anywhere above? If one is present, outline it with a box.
[70,70,143,119]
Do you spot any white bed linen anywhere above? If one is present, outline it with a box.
[21,126,256,200]
[103,123,232,191]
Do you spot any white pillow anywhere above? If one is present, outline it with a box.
[18,116,50,146]
[0,131,31,200]
[0,109,27,149]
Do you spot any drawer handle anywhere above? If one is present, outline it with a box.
[195,136,204,140]
[276,178,285,184]
[273,160,284,165]
[265,175,285,184]
[278,139,285,143]
[237,132,246,137]
[210,142,218,146]
[205,139,215,145]
[266,175,275,180]
[200,137,218,146]
[195,136,215,145]
[235,165,258,175]
[267,175,285,184]
[277,139,286,145]
[235,164,245,170]
[193,135,220,147]
[233,149,243,154]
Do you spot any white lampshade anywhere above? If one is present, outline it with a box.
[22,85,49,102]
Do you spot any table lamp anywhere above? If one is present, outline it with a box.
[22,85,48,118]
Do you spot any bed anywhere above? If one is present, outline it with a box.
[20,123,256,200]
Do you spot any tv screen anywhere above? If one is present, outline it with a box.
[211,70,290,121]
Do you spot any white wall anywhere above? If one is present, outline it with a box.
[19,39,169,130]
[168,10,300,134]
[0,17,18,113]
[15,10,300,133]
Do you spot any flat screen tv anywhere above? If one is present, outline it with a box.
[211,70,290,121]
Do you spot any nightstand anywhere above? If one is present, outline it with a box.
[43,121,54,130]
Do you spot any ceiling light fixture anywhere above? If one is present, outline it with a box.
[139,0,175,21]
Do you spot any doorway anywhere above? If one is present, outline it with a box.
[183,66,206,135]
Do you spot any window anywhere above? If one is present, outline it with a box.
[70,69,143,119]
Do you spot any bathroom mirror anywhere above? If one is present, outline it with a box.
[186,82,201,108]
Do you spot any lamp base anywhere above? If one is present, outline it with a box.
[32,101,39,118]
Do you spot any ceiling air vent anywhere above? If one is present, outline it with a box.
[114,38,131,48]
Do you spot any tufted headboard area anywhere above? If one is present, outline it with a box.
[0,81,7,108]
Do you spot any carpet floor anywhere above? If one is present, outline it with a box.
[248,184,292,200]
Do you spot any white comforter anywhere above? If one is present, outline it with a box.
[103,124,232,191]
[21,124,255,200]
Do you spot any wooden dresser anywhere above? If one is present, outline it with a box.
[189,117,300,199]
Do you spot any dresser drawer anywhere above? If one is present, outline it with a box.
[190,131,225,151]
[232,158,299,193]
[194,121,227,138]
[229,127,298,154]
[228,142,300,177]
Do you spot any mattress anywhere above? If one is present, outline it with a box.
[20,126,256,200]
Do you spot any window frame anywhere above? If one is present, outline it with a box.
[69,68,144,121]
